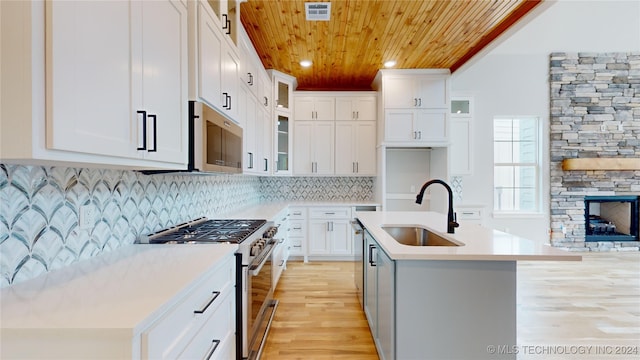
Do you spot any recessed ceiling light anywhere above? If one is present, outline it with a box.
[384,60,397,68]
[300,60,312,67]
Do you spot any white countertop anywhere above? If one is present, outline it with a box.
[356,211,581,261]
[219,201,380,221]
[0,244,237,331]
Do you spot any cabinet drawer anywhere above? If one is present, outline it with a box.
[177,290,235,360]
[288,207,307,220]
[288,221,306,236]
[458,208,483,220]
[309,207,351,219]
[290,237,303,249]
[142,255,234,359]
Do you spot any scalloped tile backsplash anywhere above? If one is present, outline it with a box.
[0,164,374,287]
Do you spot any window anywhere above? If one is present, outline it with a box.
[493,117,540,213]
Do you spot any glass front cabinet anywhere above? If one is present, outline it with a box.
[270,70,296,175]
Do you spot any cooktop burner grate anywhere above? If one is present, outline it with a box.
[146,219,267,244]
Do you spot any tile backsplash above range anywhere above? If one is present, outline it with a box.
[0,165,374,287]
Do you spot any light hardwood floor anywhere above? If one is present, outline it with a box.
[262,253,640,359]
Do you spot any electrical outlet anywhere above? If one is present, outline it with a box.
[79,205,96,229]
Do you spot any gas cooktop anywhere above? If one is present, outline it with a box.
[141,218,267,244]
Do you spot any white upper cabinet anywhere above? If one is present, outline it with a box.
[46,0,135,160]
[335,121,377,176]
[383,74,448,109]
[134,0,189,164]
[373,69,450,146]
[449,96,474,175]
[195,0,239,122]
[335,96,377,121]
[1,0,188,168]
[294,96,335,121]
[196,1,223,111]
[293,121,335,175]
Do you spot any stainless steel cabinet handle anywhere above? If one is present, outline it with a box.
[264,158,268,171]
[264,96,269,107]
[413,98,418,107]
[204,339,221,360]
[368,244,376,266]
[325,212,335,215]
[356,111,359,119]
[137,110,147,150]
[248,72,253,86]
[248,152,254,169]
[194,291,221,314]
[418,98,422,107]
[330,221,334,231]
[418,131,422,139]
[356,162,359,173]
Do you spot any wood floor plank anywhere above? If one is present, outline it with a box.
[261,261,378,359]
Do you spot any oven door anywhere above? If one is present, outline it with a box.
[246,244,277,360]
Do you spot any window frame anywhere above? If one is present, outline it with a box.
[492,116,542,215]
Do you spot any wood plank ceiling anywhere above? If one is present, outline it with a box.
[240,0,542,90]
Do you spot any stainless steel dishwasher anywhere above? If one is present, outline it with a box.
[351,218,365,309]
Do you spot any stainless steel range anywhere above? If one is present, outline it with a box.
[139,217,279,360]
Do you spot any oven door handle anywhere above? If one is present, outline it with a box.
[249,243,276,275]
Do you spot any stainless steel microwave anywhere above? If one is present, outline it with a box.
[189,101,242,173]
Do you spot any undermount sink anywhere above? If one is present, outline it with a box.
[382,226,462,246]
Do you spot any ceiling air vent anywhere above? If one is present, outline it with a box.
[305,2,331,21]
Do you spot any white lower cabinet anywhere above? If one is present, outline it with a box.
[307,207,353,258]
[273,209,290,289]
[287,207,307,258]
[141,253,235,359]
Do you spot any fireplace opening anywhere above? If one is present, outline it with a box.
[584,196,639,242]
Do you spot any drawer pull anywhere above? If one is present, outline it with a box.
[462,212,476,215]
[194,291,221,314]
[204,339,221,360]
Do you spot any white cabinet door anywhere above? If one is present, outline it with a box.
[293,121,334,175]
[335,96,376,121]
[383,77,416,108]
[294,97,316,120]
[335,121,376,175]
[417,76,448,108]
[137,0,188,164]
[294,96,335,120]
[46,1,134,158]
[450,119,472,175]
[329,220,352,255]
[308,220,331,255]
[355,97,377,121]
[197,1,223,110]
[313,122,335,174]
[221,44,239,121]
[242,89,259,173]
[293,122,313,174]
[415,109,447,143]
[384,110,414,142]
[355,121,377,175]
[47,0,187,165]
[261,107,272,174]
[335,122,356,174]
[364,232,378,335]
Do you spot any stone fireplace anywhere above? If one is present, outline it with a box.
[550,52,640,251]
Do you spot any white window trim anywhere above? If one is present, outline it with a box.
[493,116,542,214]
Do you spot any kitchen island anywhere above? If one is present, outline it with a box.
[356,211,581,360]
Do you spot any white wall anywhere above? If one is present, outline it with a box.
[451,0,640,242]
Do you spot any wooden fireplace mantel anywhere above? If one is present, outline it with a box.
[562,158,640,171]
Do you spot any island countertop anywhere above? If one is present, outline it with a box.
[356,211,581,261]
